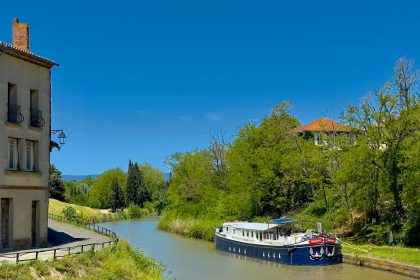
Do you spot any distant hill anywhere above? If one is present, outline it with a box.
[62,175,98,182]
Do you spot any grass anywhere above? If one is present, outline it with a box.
[0,240,164,280]
[159,213,221,241]
[49,199,127,223]
[341,242,420,266]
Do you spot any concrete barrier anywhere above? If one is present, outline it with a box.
[342,254,420,279]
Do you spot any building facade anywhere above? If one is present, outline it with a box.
[0,19,57,250]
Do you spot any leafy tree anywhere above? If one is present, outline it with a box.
[165,151,219,218]
[89,168,126,208]
[342,58,419,234]
[49,164,66,201]
[139,163,167,212]
[137,164,151,207]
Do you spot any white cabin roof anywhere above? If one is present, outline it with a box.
[224,222,279,231]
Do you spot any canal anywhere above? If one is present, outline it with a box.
[101,217,411,280]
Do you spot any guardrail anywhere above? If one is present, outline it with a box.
[0,214,119,263]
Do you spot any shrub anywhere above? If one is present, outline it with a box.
[366,224,390,245]
[128,203,147,219]
[62,206,77,221]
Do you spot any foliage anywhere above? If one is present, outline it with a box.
[126,161,155,207]
[62,206,77,220]
[108,179,125,213]
[64,180,91,206]
[127,203,149,219]
[88,168,127,209]
[0,240,164,280]
[139,163,168,213]
[49,164,66,201]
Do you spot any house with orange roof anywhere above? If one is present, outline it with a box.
[294,118,356,145]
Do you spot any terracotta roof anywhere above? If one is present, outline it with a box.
[0,41,58,68]
[294,118,353,133]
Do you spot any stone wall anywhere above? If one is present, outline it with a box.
[342,254,420,279]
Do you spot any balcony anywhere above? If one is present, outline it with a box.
[7,104,24,124]
[30,108,45,128]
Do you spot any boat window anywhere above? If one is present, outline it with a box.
[251,231,254,238]
[246,230,249,237]
[233,229,235,235]
[242,230,244,237]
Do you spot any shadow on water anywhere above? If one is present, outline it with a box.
[101,217,412,280]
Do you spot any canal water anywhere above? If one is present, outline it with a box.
[101,217,411,280]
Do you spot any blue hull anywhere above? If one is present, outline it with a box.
[215,234,342,266]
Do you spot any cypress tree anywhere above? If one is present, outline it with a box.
[109,178,125,212]
[126,160,140,205]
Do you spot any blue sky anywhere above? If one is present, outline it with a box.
[1,0,419,174]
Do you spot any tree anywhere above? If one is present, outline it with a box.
[126,161,140,205]
[108,179,125,212]
[89,168,126,208]
[343,58,419,226]
[49,164,65,201]
[139,163,167,212]
[137,165,150,207]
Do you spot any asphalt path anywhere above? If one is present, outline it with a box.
[0,219,111,262]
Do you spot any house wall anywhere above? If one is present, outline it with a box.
[0,53,51,250]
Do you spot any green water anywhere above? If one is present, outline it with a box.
[102,218,412,280]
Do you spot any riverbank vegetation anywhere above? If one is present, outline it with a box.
[162,58,420,250]
[0,240,164,280]
[49,162,168,222]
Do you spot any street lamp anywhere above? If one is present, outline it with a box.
[51,129,67,146]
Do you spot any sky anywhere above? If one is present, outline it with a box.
[1,0,419,175]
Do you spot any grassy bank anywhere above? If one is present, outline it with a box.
[159,213,221,241]
[0,240,164,280]
[49,199,150,223]
[342,242,420,266]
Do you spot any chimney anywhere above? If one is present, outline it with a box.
[12,18,30,52]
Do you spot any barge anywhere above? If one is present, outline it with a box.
[215,218,342,266]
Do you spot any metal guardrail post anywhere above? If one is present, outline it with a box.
[53,249,57,259]
[16,253,19,263]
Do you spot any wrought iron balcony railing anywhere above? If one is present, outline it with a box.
[30,108,45,128]
[7,103,24,124]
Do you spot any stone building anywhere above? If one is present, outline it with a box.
[0,19,57,250]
